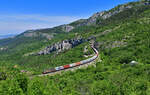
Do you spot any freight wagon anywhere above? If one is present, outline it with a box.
[42,46,98,74]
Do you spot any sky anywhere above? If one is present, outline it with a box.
[0,0,136,35]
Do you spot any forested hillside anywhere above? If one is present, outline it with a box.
[0,0,150,95]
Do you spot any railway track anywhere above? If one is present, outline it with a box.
[37,45,99,77]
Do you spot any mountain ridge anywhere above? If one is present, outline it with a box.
[0,0,140,48]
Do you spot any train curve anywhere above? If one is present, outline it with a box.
[39,45,99,76]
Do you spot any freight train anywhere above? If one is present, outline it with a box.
[42,46,99,74]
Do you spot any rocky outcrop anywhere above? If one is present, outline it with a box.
[24,32,38,37]
[87,11,105,25]
[41,33,53,40]
[73,4,133,26]
[24,31,53,40]
[75,1,147,27]
[62,25,74,32]
[101,5,132,19]
[25,35,97,56]
[144,0,150,5]
[0,47,7,51]
[36,37,85,55]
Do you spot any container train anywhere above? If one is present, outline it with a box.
[42,46,99,74]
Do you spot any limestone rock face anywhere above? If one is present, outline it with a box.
[62,40,72,50]
[41,33,53,40]
[74,4,133,26]
[87,11,105,25]
[24,32,38,37]
[62,25,74,32]
[24,31,53,40]
[36,37,85,55]
[101,5,132,19]
[27,35,97,56]
[0,47,7,51]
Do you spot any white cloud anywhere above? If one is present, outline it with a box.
[0,14,87,35]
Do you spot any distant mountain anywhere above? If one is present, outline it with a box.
[0,34,17,39]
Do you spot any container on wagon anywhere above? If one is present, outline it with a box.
[69,63,76,67]
[63,65,70,69]
[75,62,81,66]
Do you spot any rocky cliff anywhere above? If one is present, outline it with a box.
[62,25,74,32]
[23,31,54,40]
[36,37,85,55]
[72,3,135,26]
[29,36,97,56]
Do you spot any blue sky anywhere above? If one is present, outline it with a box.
[0,0,136,35]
